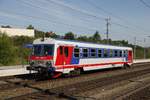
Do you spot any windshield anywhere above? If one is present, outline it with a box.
[33,45,54,56]
[43,45,54,56]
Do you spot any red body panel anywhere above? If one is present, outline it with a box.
[128,50,133,63]
[64,46,73,65]
[55,46,64,65]
[55,46,73,65]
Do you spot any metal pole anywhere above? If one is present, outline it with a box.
[144,38,146,59]
[134,37,136,59]
[105,17,110,44]
[21,46,24,68]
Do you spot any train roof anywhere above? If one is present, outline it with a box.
[33,38,132,50]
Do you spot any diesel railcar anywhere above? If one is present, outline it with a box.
[27,38,133,78]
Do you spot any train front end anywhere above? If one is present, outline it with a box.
[26,38,56,77]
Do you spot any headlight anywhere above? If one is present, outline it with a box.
[29,60,34,66]
[46,61,52,66]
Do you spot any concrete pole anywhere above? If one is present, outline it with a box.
[134,37,136,59]
[105,17,110,44]
[144,38,146,59]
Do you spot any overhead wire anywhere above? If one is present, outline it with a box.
[48,0,149,36]
[1,0,149,37]
[15,0,148,36]
[140,0,150,8]
[86,0,150,35]
[46,0,105,20]
[86,0,125,21]
[1,10,99,33]
[1,2,102,33]
[20,0,100,25]
[16,0,104,32]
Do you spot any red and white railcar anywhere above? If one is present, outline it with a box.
[27,38,133,77]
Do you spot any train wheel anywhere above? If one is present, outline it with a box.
[69,68,81,77]
[123,64,130,69]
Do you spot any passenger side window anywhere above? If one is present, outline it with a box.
[123,51,126,57]
[124,50,128,57]
[119,51,122,57]
[109,49,113,57]
[64,47,68,57]
[83,48,88,58]
[74,48,80,58]
[114,50,118,57]
[98,49,102,57]
[90,48,96,57]
[104,49,108,57]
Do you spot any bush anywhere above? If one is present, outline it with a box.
[0,33,17,65]
[0,32,33,66]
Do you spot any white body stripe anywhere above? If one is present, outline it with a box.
[83,64,123,71]
[79,58,126,65]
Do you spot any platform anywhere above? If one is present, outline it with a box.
[0,65,30,77]
[133,59,150,63]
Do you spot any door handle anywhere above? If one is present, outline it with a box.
[63,61,66,65]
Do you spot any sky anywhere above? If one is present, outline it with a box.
[0,0,150,46]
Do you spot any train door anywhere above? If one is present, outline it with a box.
[128,50,132,63]
[55,46,73,65]
[55,46,64,65]
[63,46,73,65]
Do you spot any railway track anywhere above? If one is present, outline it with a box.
[2,62,150,100]
[0,74,37,91]
[116,83,150,100]
[0,62,149,93]
[123,84,150,100]
[0,63,146,91]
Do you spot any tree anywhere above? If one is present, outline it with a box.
[77,36,88,42]
[35,29,45,38]
[64,32,75,40]
[45,31,59,38]
[1,25,11,28]
[92,31,101,42]
[26,25,34,29]
[87,31,101,43]
[0,33,16,65]
[12,36,34,46]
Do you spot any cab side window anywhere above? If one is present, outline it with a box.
[60,46,63,55]
[64,47,68,57]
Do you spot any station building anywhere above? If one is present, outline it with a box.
[0,27,34,37]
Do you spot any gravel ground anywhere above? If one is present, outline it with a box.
[88,73,150,100]
[124,85,150,100]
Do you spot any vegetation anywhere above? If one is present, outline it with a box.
[64,32,76,40]
[26,24,34,29]
[0,33,16,65]
[0,32,34,66]
[0,25,149,66]
[1,25,12,28]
